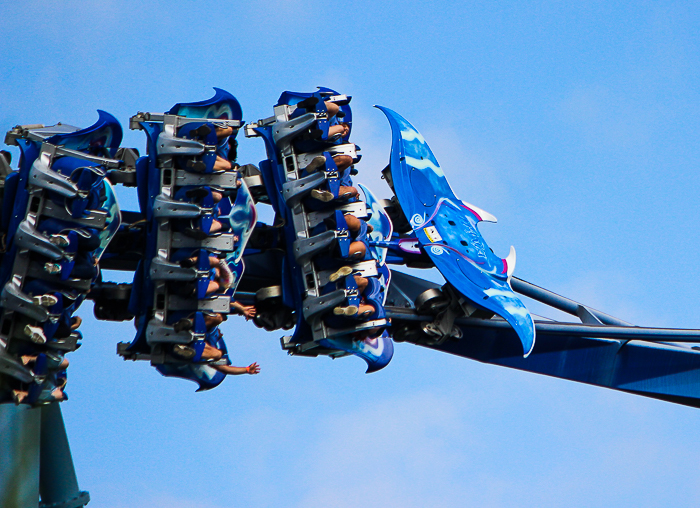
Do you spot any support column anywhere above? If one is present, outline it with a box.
[0,404,41,508]
[38,403,89,508]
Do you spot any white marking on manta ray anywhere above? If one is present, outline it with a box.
[484,288,519,298]
[400,129,426,144]
[359,338,384,356]
[505,246,516,278]
[405,156,445,177]
[500,303,531,319]
[483,288,529,319]
[411,214,425,227]
[461,200,498,223]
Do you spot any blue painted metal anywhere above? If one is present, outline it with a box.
[276,87,353,141]
[433,319,700,408]
[122,89,249,390]
[388,307,700,342]
[386,270,700,407]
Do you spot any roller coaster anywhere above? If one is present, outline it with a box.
[2,87,699,508]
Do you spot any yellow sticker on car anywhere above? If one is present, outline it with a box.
[423,226,442,243]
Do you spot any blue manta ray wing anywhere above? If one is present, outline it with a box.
[375,106,458,228]
[378,106,535,357]
[417,207,536,357]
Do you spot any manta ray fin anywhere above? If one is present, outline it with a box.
[461,200,497,223]
[505,245,516,280]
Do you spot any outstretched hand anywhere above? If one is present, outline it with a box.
[241,305,256,320]
[246,362,260,375]
[231,301,256,320]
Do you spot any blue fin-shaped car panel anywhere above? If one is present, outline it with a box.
[358,183,393,265]
[319,330,394,373]
[94,180,122,262]
[225,178,257,264]
[156,363,226,391]
[156,330,229,391]
[376,106,535,357]
[276,90,318,107]
[45,110,123,157]
[167,87,242,123]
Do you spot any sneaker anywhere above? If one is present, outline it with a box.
[24,325,47,344]
[179,258,197,268]
[303,156,327,173]
[333,305,358,317]
[190,125,212,140]
[182,228,209,241]
[32,294,58,307]
[310,189,334,202]
[300,128,324,141]
[70,316,82,330]
[185,187,210,200]
[173,318,193,333]
[344,305,359,316]
[12,390,26,405]
[329,266,353,282]
[43,263,61,275]
[295,97,319,110]
[186,160,207,172]
[172,344,195,360]
[359,308,374,318]
[48,234,70,247]
[20,355,35,367]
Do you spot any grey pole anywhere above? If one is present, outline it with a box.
[0,404,41,508]
[38,403,89,508]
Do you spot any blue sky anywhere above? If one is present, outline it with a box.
[2,1,700,507]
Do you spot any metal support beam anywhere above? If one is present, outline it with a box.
[0,404,41,508]
[510,277,632,326]
[38,404,89,508]
[386,308,700,342]
[387,269,700,408]
[425,322,700,408]
[0,403,88,508]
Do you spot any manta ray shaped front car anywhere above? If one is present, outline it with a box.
[376,106,535,357]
